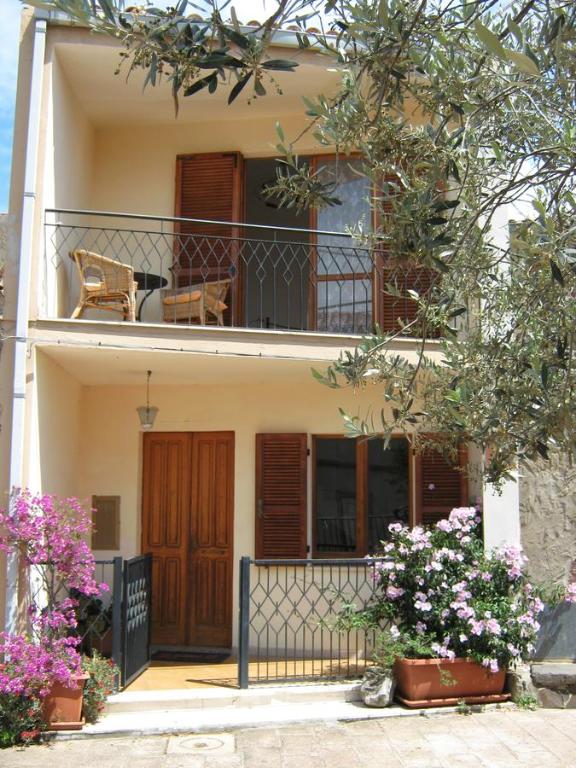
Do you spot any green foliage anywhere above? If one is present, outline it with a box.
[0,694,44,748]
[456,698,473,715]
[515,693,538,710]
[81,652,118,724]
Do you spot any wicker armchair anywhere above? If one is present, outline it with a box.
[70,249,137,321]
[162,279,231,325]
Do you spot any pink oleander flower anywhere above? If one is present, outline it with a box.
[485,618,502,635]
[482,658,500,674]
[469,619,484,635]
[566,583,576,604]
[386,585,405,600]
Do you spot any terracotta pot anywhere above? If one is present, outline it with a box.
[394,657,510,708]
[42,673,89,731]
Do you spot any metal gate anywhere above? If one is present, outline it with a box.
[121,553,152,687]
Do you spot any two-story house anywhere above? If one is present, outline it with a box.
[0,7,522,679]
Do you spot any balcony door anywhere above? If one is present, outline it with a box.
[310,157,374,334]
[175,152,244,325]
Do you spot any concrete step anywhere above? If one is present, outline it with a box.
[105,682,362,714]
[63,697,513,740]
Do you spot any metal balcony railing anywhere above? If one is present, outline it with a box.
[44,208,432,335]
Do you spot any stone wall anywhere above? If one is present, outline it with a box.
[520,454,576,586]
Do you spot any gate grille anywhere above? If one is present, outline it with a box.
[238,557,383,687]
[122,553,152,687]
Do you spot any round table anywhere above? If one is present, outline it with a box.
[133,271,168,321]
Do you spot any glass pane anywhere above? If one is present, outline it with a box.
[315,438,357,552]
[316,279,371,334]
[367,438,409,552]
[316,158,372,248]
[316,244,372,276]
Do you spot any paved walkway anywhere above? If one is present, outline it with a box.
[3,709,576,767]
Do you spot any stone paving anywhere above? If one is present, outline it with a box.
[3,709,576,767]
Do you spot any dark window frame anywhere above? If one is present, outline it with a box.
[312,434,413,558]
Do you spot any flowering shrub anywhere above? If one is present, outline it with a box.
[0,693,44,748]
[350,507,553,673]
[81,652,118,724]
[0,490,108,743]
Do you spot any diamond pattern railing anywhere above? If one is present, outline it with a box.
[43,209,434,335]
[238,557,386,687]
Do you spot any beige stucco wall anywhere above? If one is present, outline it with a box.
[91,114,324,218]
[520,455,576,586]
[42,42,95,319]
[31,350,82,498]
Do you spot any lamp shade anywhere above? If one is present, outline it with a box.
[137,405,158,430]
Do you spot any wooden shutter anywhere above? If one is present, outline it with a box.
[175,153,244,320]
[256,434,307,559]
[414,439,468,526]
[373,173,437,336]
[378,265,436,334]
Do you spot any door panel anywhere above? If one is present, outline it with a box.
[142,431,234,648]
[189,432,235,647]
[142,433,191,646]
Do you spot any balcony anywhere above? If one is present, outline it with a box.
[43,209,431,336]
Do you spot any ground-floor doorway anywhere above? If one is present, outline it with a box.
[142,432,234,648]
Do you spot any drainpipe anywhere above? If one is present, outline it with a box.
[4,14,47,633]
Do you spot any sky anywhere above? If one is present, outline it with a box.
[0,0,290,213]
[0,0,22,212]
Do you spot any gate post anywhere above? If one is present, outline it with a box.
[238,556,251,689]
[111,556,123,682]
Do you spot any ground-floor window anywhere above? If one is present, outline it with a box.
[313,436,409,557]
[255,432,468,561]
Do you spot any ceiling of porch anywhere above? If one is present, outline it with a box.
[53,29,340,126]
[38,342,329,387]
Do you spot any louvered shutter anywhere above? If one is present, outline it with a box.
[174,153,244,318]
[255,434,307,559]
[415,439,468,527]
[374,173,437,336]
[379,266,436,334]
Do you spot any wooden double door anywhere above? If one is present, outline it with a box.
[142,432,234,648]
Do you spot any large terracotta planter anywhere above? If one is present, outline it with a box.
[42,673,89,731]
[394,658,510,708]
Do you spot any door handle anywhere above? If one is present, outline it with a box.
[257,499,265,519]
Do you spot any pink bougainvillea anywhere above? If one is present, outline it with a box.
[0,490,106,698]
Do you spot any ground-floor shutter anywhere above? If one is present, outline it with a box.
[255,433,307,559]
[414,439,468,526]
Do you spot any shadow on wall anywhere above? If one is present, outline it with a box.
[533,602,576,662]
